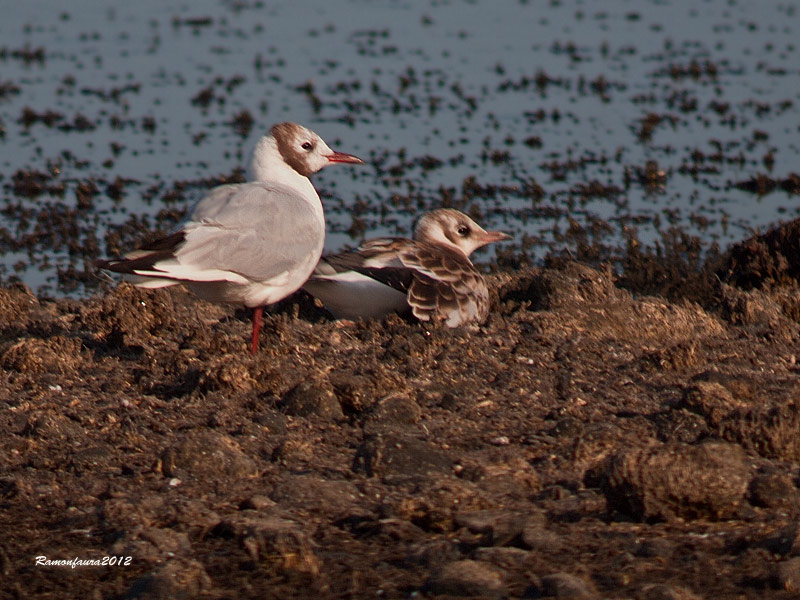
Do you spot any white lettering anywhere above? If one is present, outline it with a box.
[33,555,133,568]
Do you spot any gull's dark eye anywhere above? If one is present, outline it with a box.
[301,141,313,151]
[457,225,470,236]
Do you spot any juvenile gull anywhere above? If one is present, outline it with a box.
[303,209,511,326]
[97,122,364,353]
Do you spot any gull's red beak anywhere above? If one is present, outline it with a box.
[326,151,364,165]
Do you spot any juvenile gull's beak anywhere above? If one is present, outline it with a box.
[326,151,364,164]
[481,230,512,244]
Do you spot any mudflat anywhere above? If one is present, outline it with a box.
[2,221,800,599]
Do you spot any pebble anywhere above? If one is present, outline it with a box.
[124,558,211,599]
[160,430,258,479]
[453,509,526,546]
[110,527,191,563]
[749,472,798,509]
[681,381,744,427]
[521,520,564,554]
[427,559,506,598]
[601,441,749,521]
[252,407,288,433]
[357,431,452,478]
[538,572,597,598]
[69,444,116,474]
[362,393,422,434]
[212,513,319,574]
[775,557,800,592]
[239,494,276,511]
[280,379,344,420]
[269,474,363,513]
[640,583,703,599]
[23,413,87,443]
[718,395,800,462]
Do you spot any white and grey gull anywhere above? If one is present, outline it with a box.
[97,122,364,354]
[302,209,511,326]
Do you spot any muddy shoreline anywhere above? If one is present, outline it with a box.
[2,220,800,599]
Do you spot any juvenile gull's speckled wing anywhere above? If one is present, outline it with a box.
[397,241,490,326]
[316,237,490,326]
[323,237,415,293]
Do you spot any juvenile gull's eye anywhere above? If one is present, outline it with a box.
[457,226,470,236]
[301,142,313,151]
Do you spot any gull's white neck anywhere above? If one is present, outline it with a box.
[248,135,320,208]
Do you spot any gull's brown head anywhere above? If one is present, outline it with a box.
[269,122,364,177]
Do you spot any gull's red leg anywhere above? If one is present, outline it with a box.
[250,306,263,355]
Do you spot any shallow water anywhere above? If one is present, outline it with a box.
[1,0,798,295]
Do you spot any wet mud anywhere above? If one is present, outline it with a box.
[2,220,800,599]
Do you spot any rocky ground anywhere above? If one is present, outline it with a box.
[2,220,800,600]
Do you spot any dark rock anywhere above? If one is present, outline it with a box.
[473,546,531,564]
[198,356,257,393]
[2,336,84,375]
[82,283,179,349]
[101,494,167,530]
[10,220,800,600]
[653,408,710,444]
[521,518,564,554]
[681,382,747,427]
[774,557,800,592]
[356,431,453,478]
[539,572,597,598]
[240,494,276,511]
[329,372,374,413]
[427,559,505,598]
[70,444,117,474]
[252,407,287,433]
[716,283,798,333]
[719,400,800,461]
[631,538,675,559]
[640,583,703,599]
[23,413,87,443]
[0,284,38,328]
[406,539,461,569]
[212,512,319,575]
[362,392,422,434]
[124,558,211,599]
[269,474,363,514]
[280,379,343,420]
[110,527,191,563]
[718,218,800,290]
[416,384,459,410]
[161,430,258,479]
[601,441,749,521]
[749,472,797,509]
[500,261,621,311]
[453,509,526,546]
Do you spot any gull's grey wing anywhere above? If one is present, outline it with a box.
[106,182,324,285]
